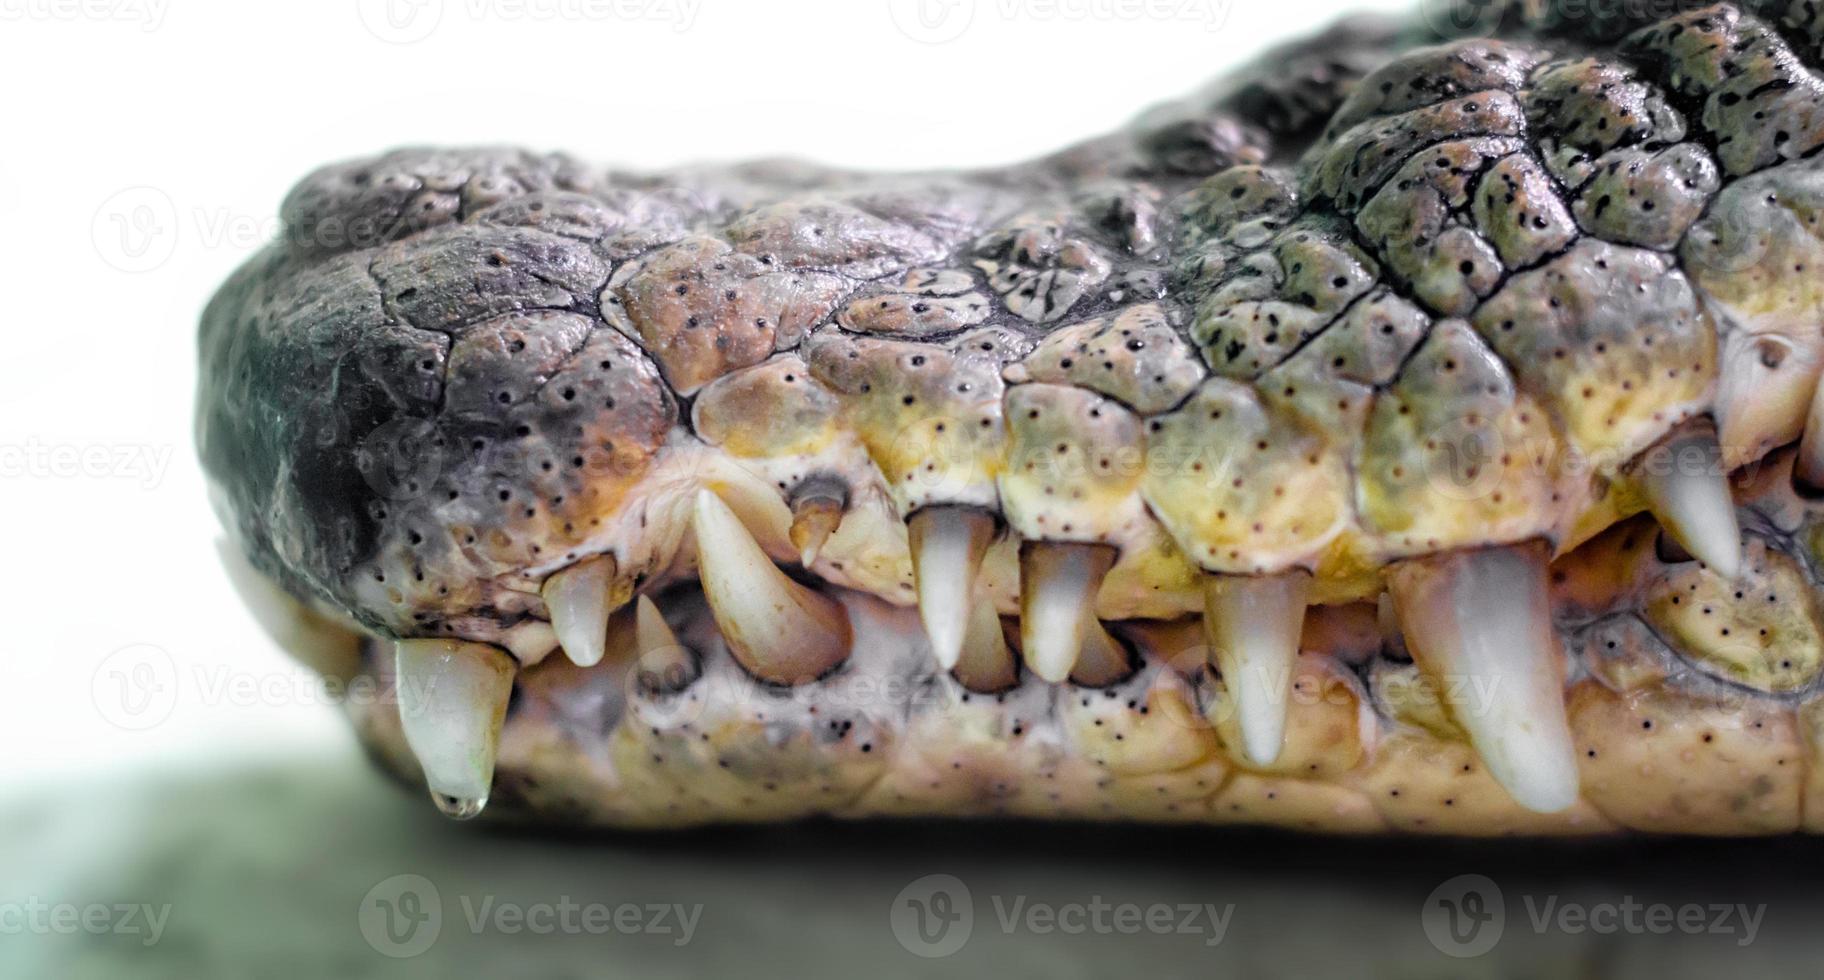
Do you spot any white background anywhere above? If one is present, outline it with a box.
[0,0,1404,791]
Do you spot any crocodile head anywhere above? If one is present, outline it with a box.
[199,1,1824,833]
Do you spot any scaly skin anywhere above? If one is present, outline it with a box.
[200,2,1824,833]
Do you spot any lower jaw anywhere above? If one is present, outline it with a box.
[338,582,1820,837]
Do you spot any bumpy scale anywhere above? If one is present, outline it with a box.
[200,1,1824,832]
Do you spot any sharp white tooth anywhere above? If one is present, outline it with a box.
[394,638,516,820]
[1018,541,1117,684]
[693,489,852,684]
[788,491,844,568]
[634,594,698,693]
[909,506,997,669]
[1068,617,1134,688]
[1638,424,1742,580]
[950,598,1017,693]
[541,555,616,667]
[1798,382,1824,489]
[1203,572,1310,766]
[1389,544,1579,814]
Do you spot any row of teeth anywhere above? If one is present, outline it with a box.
[395,441,1746,821]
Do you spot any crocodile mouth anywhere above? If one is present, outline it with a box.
[224,443,1824,834]
[199,3,1824,834]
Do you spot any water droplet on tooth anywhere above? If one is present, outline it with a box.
[1018,541,1117,684]
[394,639,516,818]
[693,489,852,684]
[788,490,845,569]
[1389,543,1579,814]
[542,554,616,667]
[1638,422,1741,580]
[431,792,488,821]
[909,506,997,670]
[1203,571,1309,766]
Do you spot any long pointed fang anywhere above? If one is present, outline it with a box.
[693,489,852,684]
[1203,572,1309,766]
[634,594,698,693]
[542,555,616,667]
[1638,423,1742,580]
[909,506,997,670]
[1389,543,1580,814]
[394,638,516,820]
[1018,541,1117,684]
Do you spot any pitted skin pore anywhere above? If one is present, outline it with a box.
[203,3,1824,636]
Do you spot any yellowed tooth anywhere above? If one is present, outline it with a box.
[634,594,698,693]
[541,555,616,668]
[1798,382,1824,490]
[1069,618,1134,688]
[1203,572,1310,766]
[394,638,516,820]
[951,598,1018,693]
[1389,543,1579,814]
[1637,422,1742,580]
[1018,541,1117,684]
[909,506,997,670]
[692,489,852,684]
[787,488,845,569]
